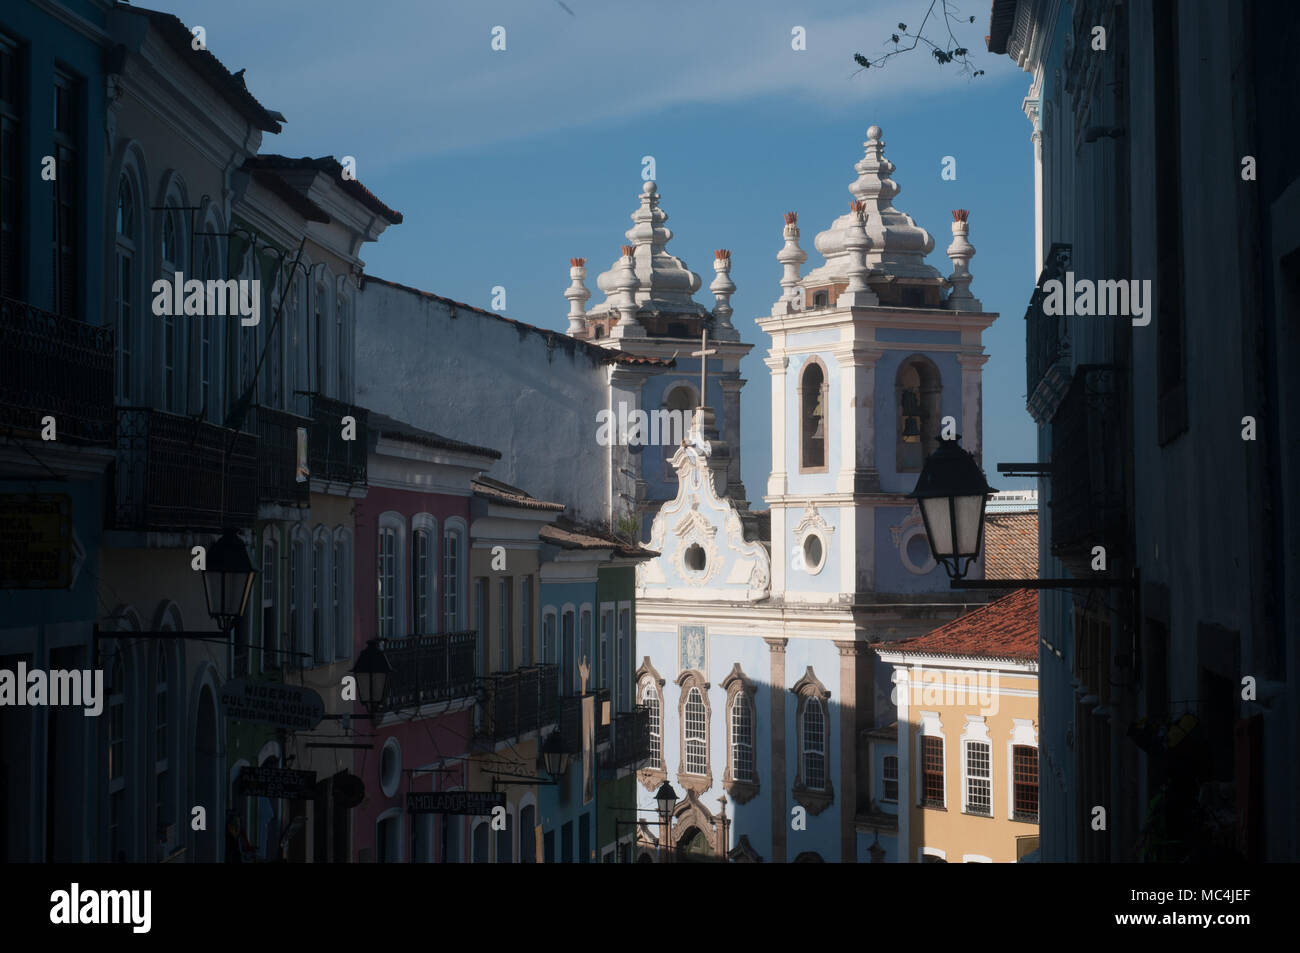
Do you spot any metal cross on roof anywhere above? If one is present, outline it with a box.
[692,328,717,407]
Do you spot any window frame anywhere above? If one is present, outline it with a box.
[376,512,406,638]
[675,669,711,793]
[918,711,946,809]
[635,658,667,790]
[798,357,829,473]
[791,667,834,814]
[720,663,758,803]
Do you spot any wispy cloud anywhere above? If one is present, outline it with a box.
[161,0,1020,166]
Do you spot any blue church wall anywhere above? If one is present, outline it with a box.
[781,637,844,859]
[784,351,842,497]
[785,505,846,596]
[873,348,963,495]
[874,328,962,346]
[873,504,951,594]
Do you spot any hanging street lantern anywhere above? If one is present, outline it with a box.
[907,436,996,579]
[351,639,392,719]
[201,528,257,634]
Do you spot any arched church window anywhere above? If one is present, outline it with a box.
[791,667,834,814]
[676,670,711,792]
[661,384,696,480]
[800,360,827,471]
[896,357,942,471]
[813,291,828,308]
[721,663,758,803]
[635,659,667,791]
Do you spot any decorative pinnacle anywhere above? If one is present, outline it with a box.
[952,209,970,223]
[565,256,592,333]
[620,244,635,257]
[777,211,807,305]
[710,249,736,329]
[945,210,978,309]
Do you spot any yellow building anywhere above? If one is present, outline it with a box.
[875,588,1039,863]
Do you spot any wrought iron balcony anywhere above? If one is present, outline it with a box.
[1049,364,1125,575]
[475,664,560,742]
[113,407,257,531]
[1025,243,1073,422]
[308,394,368,486]
[247,405,311,507]
[558,687,612,753]
[378,630,478,709]
[599,706,651,771]
[0,295,113,444]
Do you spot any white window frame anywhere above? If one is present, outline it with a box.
[289,526,311,665]
[962,854,993,863]
[311,527,331,664]
[474,577,488,675]
[598,604,613,692]
[411,514,438,636]
[640,678,662,770]
[578,605,593,692]
[729,689,754,784]
[616,602,631,712]
[919,846,947,862]
[498,577,513,671]
[1007,718,1039,821]
[260,526,281,674]
[442,519,467,630]
[332,527,353,660]
[961,715,992,817]
[881,753,899,803]
[113,170,140,404]
[541,609,557,666]
[683,686,708,776]
[917,710,945,809]
[377,511,407,637]
[520,577,532,666]
[801,696,827,791]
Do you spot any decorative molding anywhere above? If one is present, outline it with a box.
[791,667,834,815]
[720,664,759,805]
[676,670,712,796]
[728,834,763,863]
[635,657,667,792]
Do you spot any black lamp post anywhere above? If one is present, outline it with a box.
[654,781,678,863]
[201,528,257,633]
[541,730,572,778]
[351,639,391,719]
[906,436,996,580]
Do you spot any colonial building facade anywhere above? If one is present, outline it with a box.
[632,128,1000,861]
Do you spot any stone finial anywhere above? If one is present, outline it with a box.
[776,211,808,311]
[710,250,736,329]
[945,210,981,310]
[839,200,878,306]
[609,244,645,338]
[565,257,591,334]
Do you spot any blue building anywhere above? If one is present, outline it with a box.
[0,0,113,863]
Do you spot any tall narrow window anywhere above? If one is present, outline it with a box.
[1013,745,1039,822]
[683,687,708,776]
[51,73,77,318]
[599,609,612,691]
[561,611,575,695]
[335,295,348,400]
[1153,0,1187,443]
[154,645,169,852]
[377,527,396,638]
[473,578,487,676]
[332,535,347,659]
[641,680,661,770]
[616,608,630,711]
[730,691,754,783]
[578,609,591,692]
[498,578,512,671]
[964,740,991,816]
[542,612,556,667]
[661,385,695,480]
[107,653,126,860]
[802,697,826,790]
[922,736,945,807]
[0,37,19,300]
[442,529,461,630]
[114,177,135,402]
[313,536,328,663]
[799,361,826,470]
[160,209,181,411]
[412,528,431,635]
[882,755,899,802]
[261,532,279,673]
[199,245,215,418]
[314,284,328,394]
[520,577,532,666]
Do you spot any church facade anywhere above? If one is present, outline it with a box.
[629,127,1000,862]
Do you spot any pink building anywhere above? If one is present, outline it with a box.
[351,413,499,862]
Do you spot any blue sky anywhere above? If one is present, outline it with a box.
[160,0,1038,497]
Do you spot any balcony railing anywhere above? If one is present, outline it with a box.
[378,630,478,709]
[599,706,651,771]
[0,295,114,444]
[476,664,559,742]
[113,407,257,531]
[308,394,368,486]
[558,688,612,753]
[1025,243,1073,418]
[247,405,311,507]
[1049,364,1124,574]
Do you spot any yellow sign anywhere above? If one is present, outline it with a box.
[0,494,72,589]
